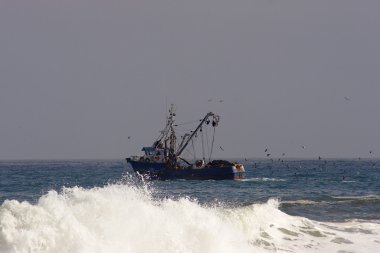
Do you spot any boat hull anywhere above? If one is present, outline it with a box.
[126,159,244,180]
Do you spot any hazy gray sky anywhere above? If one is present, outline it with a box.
[1,0,379,159]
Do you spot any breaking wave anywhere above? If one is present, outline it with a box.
[1,183,379,253]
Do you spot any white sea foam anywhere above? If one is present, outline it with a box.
[281,195,380,206]
[281,199,320,205]
[241,177,286,182]
[1,184,379,253]
[333,195,380,201]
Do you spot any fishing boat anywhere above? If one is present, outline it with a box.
[126,105,245,180]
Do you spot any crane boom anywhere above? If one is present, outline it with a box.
[176,112,218,157]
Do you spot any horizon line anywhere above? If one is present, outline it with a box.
[0,157,379,161]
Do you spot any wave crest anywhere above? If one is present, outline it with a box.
[1,184,379,253]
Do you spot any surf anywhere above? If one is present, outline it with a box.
[1,183,379,253]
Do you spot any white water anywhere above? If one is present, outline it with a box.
[1,184,379,253]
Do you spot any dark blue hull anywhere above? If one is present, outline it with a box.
[127,159,244,180]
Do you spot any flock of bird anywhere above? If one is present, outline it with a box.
[260,146,375,160]
[245,147,378,170]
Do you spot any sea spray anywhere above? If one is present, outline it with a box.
[1,183,379,253]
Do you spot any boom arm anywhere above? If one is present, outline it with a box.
[175,112,218,157]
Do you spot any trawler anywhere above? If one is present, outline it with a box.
[126,105,244,180]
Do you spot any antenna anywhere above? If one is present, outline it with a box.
[165,96,168,121]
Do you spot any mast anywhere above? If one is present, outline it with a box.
[153,106,220,162]
[153,104,175,150]
[176,112,219,157]
[168,107,176,157]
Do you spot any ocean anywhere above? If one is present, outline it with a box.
[0,159,379,253]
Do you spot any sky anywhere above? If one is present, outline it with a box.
[0,0,379,159]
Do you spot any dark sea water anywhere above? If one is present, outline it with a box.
[1,159,380,253]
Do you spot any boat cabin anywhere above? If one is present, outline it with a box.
[141,147,166,163]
